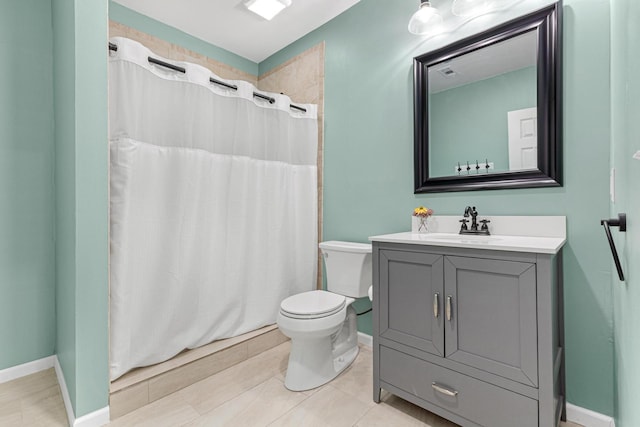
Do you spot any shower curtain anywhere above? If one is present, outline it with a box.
[108,37,318,380]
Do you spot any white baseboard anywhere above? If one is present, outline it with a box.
[54,356,110,427]
[54,356,75,426]
[0,355,56,384]
[74,407,110,427]
[0,355,108,425]
[566,403,615,427]
[357,332,372,347]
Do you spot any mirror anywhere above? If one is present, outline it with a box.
[414,3,561,193]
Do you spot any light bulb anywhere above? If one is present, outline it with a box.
[408,1,443,35]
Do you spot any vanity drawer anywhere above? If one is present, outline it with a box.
[379,346,538,427]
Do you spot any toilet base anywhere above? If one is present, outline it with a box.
[284,336,359,392]
[278,299,360,392]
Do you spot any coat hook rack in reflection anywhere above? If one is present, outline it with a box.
[600,213,627,281]
[454,159,494,175]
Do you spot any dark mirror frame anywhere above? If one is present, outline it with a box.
[414,2,562,193]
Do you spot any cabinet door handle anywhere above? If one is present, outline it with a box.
[432,382,458,397]
[433,293,440,318]
[446,295,453,321]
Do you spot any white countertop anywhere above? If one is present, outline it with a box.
[369,216,566,254]
[369,232,565,254]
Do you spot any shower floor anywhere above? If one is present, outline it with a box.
[109,324,288,419]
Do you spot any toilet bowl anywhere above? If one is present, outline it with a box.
[277,241,372,391]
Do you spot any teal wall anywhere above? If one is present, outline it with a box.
[108,1,258,76]
[430,67,536,176]
[1,0,109,417]
[74,0,109,416]
[611,0,640,426]
[53,0,110,418]
[0,0,56,370]
[53,0,77,408]
[0,0,616,420]
[262,0,615,416]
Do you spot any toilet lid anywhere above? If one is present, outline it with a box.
[280,290,346,318]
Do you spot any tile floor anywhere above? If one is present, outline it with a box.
[3,343,584,427]
[110,326,289,419]
[0,368,67,426]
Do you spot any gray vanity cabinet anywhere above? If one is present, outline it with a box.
[373,242,565,427]
[444,256,538,387]
[379,250,444,357]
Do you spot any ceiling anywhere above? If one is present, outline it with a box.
[113,0,361,63]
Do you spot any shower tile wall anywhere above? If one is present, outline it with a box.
[258,43,325,289]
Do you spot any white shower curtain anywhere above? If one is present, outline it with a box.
[108,37,318,380]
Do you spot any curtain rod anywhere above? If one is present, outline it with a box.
[108,43,307,113]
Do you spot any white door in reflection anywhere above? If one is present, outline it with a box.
[508,107,538,170]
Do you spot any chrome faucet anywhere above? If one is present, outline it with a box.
[460,206,490,235]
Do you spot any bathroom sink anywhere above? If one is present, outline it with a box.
[427,233,501,244]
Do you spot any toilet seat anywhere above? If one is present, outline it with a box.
[280,290,346,319]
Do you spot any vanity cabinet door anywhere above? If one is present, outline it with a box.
[444,256,538,386]
[379,249,444,357]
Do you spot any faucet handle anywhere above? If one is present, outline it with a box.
[479,219,491,231]
[459,218,469,231]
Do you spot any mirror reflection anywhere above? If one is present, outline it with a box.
[428,31,538,178]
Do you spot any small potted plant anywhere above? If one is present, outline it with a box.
[412,206,434,233]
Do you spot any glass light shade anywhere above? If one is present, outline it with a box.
[451,0,492,17]
[408,2,443,35]
[245,0,291,20]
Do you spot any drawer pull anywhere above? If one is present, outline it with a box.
[446,295,453,321]
[433,293,440,318]
[432,382,458,397]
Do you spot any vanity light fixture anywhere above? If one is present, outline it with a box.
[408,0,517,36]
[408,1,443,35]
[245,0,291,21]
[451,0,492,17]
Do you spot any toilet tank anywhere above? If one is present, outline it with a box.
[319,241,372,298]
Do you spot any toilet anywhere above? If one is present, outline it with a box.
[277,241,372,391]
